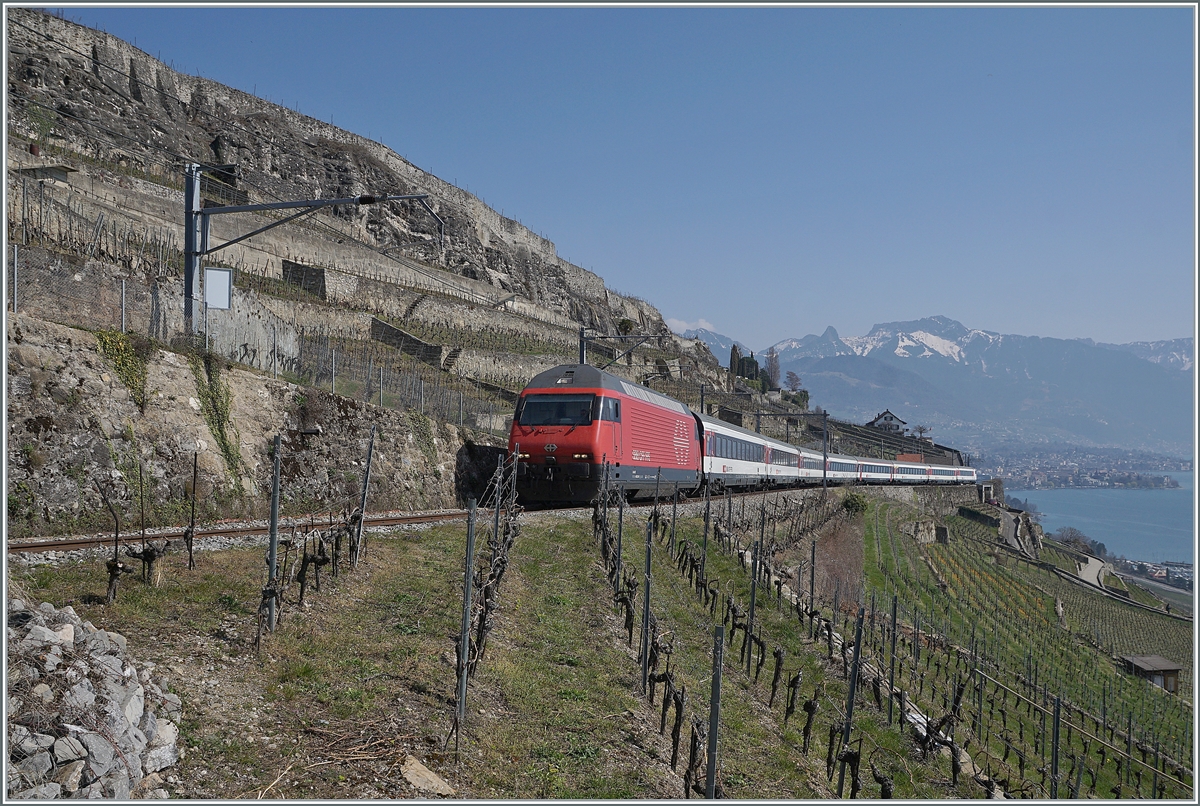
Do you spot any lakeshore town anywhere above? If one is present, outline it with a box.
[1118,560,1194,592]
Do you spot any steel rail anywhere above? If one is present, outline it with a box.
[7,510,469,555]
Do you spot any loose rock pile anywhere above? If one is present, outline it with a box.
[6,599,183,799]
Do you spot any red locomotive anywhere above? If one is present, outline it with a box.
[509,364,701,503]
[509,364,978,505]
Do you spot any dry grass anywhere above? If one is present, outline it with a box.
[9,508,970,799]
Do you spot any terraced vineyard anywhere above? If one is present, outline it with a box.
[860,497,1194,799]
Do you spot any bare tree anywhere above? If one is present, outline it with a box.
[785,371,802,393]
[913,425,931,441]
[1053,526,1093,553]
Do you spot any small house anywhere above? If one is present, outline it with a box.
[1121,655,1182,694]
[867,410,907,433]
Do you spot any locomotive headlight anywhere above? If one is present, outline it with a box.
[573,453,591,460]
[518,452,530,459]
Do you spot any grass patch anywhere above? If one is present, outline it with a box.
[17,501,1185,800]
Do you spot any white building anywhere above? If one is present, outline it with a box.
[866,409,907,434]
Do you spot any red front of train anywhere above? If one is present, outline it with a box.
[509,365,702,504]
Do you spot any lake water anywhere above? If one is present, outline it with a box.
[1009,472,1195,564]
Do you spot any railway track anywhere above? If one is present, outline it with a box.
[8,485,842,556]
[6,509,471,555]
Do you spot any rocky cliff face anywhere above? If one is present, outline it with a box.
[6,8,682,341]
[7,314,503,536]
[5,8,725,536]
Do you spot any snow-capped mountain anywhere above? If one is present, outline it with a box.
[681,328,750,368]
[764,317,1192,458]
[1095,338,1193,372]
[841,316,999,362]
[767,326,855,361]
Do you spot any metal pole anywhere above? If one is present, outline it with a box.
[492,455,503,564]
[1152,740,1160,798]
[379,367,384,407]
[640,518,652,695]
[1126,712,1133,785]
[699,383,705,414]
[267,434,281,630]
[706,624,724,799]
[616,489,624,585]
[11,244,16,313]
[836,606,866,797]
[671,482,679,555]
[459,391,463,428]
[822,411,828,494]
[456,499,477,732]
[184,164,202,334]
[755,410,761,433]
[888,594,898,725]
[331,348,336,393]
[746,504,763,674]
[355,425,376,565]
[579,326,586,364]
[273,326,278,379]
[204,304,209,353]
[1050,695,1061,798]
[120,278,126,333]
[808,540,816,639]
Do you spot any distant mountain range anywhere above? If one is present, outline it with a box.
[683,316,1193,458]
[1093,338,1193,372]
[682,328,749,367]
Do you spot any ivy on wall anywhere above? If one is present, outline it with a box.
[189,353,240,475]
[94,330,152,411]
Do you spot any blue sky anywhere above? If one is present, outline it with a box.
[45,5,1195,349]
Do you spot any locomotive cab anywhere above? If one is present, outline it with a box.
[509,364,700,504]
[509,367,611,503]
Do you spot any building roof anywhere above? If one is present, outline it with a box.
[866,409,907,427]
[1122,655,1182,673]
[14,164,77,183]
[523,364,689,415]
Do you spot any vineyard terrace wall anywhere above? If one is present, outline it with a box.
[6,8,679,342]
[6,314,505,537]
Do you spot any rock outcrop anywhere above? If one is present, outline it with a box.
[6,313,505,537]
[6,599,183,799]
[5,7,695,343]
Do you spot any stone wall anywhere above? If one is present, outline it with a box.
[6,314,504,537]
[913,485,979,519]
[6,7,697,349]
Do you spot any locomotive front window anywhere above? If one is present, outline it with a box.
[517,394,596,426]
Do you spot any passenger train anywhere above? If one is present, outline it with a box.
[508,364,977,504]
